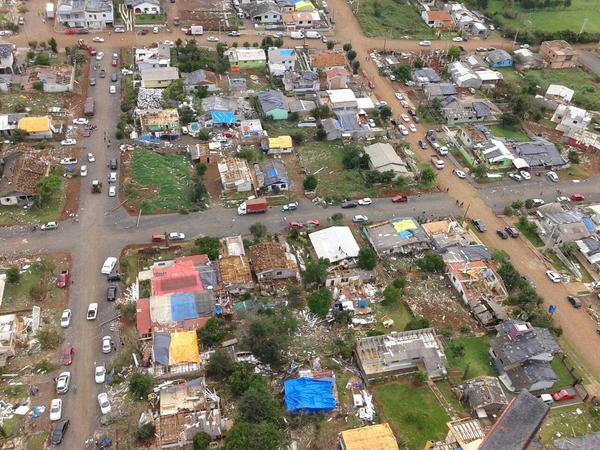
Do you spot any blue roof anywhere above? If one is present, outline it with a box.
[284,378,336,413]
[188,122,200,131]
[583,217,596,233]
[279,49,294,56]
[211,111,236,124]
[171,293,198,321]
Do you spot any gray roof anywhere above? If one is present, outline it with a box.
[202,96,238,112]
[335,110,361,131]
[288,99,316,113]
[472,101,492,118]
[249,1,280,18]
[423,83,457,98]
[442,245,491,262]
[86,0,112,12]
[414,68,441,83]
[254,160,288,187]
[486,49,512,64]
[555,431,600,449]
[0,44,12,59]
[479,390,550,450]
[507,360,557,391]
[364,217,430,254]
[183,69,216,86]
[491,320,560,366]
[580,237,600,256]
[463,376,508,411]
[513,141,566,168]
[256,90,287,112]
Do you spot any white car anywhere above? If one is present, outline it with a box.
[87,303,98,320]
[228,31,241,36]
[114,27,125,33]
[557,196,571,203]
[41,221,58,230]
[508,172,522,182]
[452,36,463,42]
[453,169,466,179]
[60,157,77,166]
[80,165,88,177]
[73,118,88,125]
[95,52,104,60]
[60,309,72,328]
[152,26,159,34]
[98,393,111,415]
[358,198,372,206]
[60,139,76,146]
[546,270,562,283]
[108,186,116,197]
[520,170,531,180]
[168,232,185,240]
[207,36,219,42]
[532,198,545,207]
[401,114,410,123]
[398,125,408,136]
[400,99,409,108]
[394,92,404,101]
[56,372,71,394]
[419,40,431,46]
[102,336,112,354]
[352,215,369,223]
[409,124,417,133]
[101,257,117,274]
[547,171,559,182]
[87,153,96,163]
[92,36,104,43]
[162,40,174,46]
[50,399,62,421]
[109,85,117,94]
[95,364,106,384]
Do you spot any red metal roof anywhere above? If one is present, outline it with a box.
[136,298,151,336]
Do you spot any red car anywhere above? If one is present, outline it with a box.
[391,195,408,203]
[289,221,304,229]
[111,59,118,67]
[56,271,69,288]
[305,219,320,227]
[152,233,167,243]
[551,389,576,402]
[570,194,585,202]
[62,346,75,366]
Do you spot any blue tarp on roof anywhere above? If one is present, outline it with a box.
[279,49,294,56]
[583,217,596,233]
[171,292,198,321]
[284,378,336,413]
[211,111,236,124]
[139,135,161,143]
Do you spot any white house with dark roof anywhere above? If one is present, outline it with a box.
[57,0,114,28]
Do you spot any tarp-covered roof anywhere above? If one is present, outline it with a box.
[340,423,399,450]
[211,111,236,124]
[154,332,171,365]
[169,331,201,364]
[268,135,293,149]
[284,378,336,413]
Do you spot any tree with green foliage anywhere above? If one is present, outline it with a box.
[129,372,155,399]
[419,166,437,187]
[206,350,234,379]
[414,370,428,385]
[247,318,283,365]
[286,286,303,309]
[358,247,377,270]
[307,289,332,317]
[450,343,465,358]
[315,126,327,141]
[198,317,228,347]
[194,236,220,260]
[381,285,399,306]
[448,45,461,59]
[191,180,208,206]
[405,316,430,331]
[35,173,61,207]
[193,85,209,99]
[34,54,50,65]
[223,421,287,450]
[250,222,267,240]
[524,199,535,209]
[379,105,392,121]
[302,258,329,286]
[261,36,274,48]
[193,432,212,450]
[290,130,304,144]
[511,200,524,210]
[471,163,487,179]
[136,423,155,441]
[498,262,522,291]
[273,38,284,47]
[326,41,335,50]
[416,251,445,273]
[5,266,20,284]
[392,64,412,83]
[567,150,580,164]
[342,146,369,170]
[228,363,268,396]
[196,163,207,177]
[239,388,282,424]
[352,60,360,74]
[163,79,185,103]
[10,128,26,143]
[501,113,520,128]
[342,43,352,52]
[310,105,330,119]
[47,37,58,53]
[303,174,318,191]
[179,105,195,124]
[393,275,407,291]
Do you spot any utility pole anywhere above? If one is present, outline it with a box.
[512,31,518,46]
[579,18,588,35]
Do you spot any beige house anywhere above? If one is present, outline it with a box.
[539,40,576,69]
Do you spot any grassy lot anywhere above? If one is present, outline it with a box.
[2,417,19,437]
[446,336,495,381]
[0,192,65,227]
[435,380,465,414]
[375,300,414,332]
[26,432,49,450]
[524,68,600,111]
[373,380,450,449]
[551,357,575,388]
[135,14,167,25]
[1,262,61,309]
[496,67,524,84]
[488,124,529,141]
[488,0,600,34]
[539,404,600,446]
[355,0,435,39]
[0,91,66,115]
[126,149,195,214]
[516,220,544,247]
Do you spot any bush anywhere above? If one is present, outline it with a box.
[35,327,63,350]
[194,236,220,260]
[414,370,428,385]
[193,432,212,450]
[405,316,429,331]
[302,258,329,286]
[128,372,155,399]
[331,213,343,224]
[416,251,444,273]
[392,275,407,291]
[568,150,580,164]
[315,127,327,140]
[5,266,20,284]
[381,285,399,306]
[307,289,332,317]
[250,222,267,240]
[290,130,304,144]
[206,350,234,379]
[196,163,207,177]
[342,43,352,52]
[303,174,318,191]
[136,423,156,441]
[357,247,377,270]
[239,388,282,424]
[198,317,228,347]
[115,129,125,140]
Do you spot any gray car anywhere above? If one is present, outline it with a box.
[89,77,96,86]
[111,72,118,82]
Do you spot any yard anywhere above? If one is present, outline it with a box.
[135,13,167,25]
[122,149,196,214]
[354,0,435,39]
[445,336,495,382]
[487,124,529,141]
[487,0,600,34]
[373,380,450,449]
[538,404,600,447]
[0,190,65,227]
[375,300,414,332]
[515,219,544,247]
[524,68,600,111]
[551,357,576,388]
[0,91,67,116]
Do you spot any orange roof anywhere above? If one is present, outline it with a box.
[426,10,452,21]
[325,67,350,79]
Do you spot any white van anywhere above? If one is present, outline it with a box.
[290,31,304,39]
[101,257,117,274]
[305,31,321,39]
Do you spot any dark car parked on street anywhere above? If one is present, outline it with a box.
[107,285,117,302]
[341,201,358,208]
[567,295,582,308]
[51,419,70,445]
[471,218,486,232]
[505,226,520,238]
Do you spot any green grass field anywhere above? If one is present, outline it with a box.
[1,262,61,309]
[539,404,600,446]
[355,0,435,39]
[488,124,529,141]
[524,68,600,111]
[488,0,600,33]
[551,357,576,388]
[130,149,194,214]
[373,381,450,449]
[446,336,495,381]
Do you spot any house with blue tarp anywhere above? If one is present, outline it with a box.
[210,111,236,126]
[485,49,513,68]
[254,159,289,192]
[284,377,336,414]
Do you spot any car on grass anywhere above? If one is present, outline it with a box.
[471,218,486,232]
[95,364,106,384]
[98,393,111,415]
[168,232,185,240]
[551,389,576,402]
[546,270,561,283]
[288,221,303,229]
[520,170,531,180]
[102,336,112,354]
[50,399,62,421]
[95,51,104,60]
[60,139,76,147]
[341,200,358,209]
[453,169,466,179]
[80,165,88,177]
[108,186,116,197]
[41,221,58,231]
[87,302,98,320]
[207,36,219,42]
[391,195,408,203]
[56,372,71,394]
[87,153,96,163]
[505,226,520,238]
[63,346,75,365]
[281,202,298,212]
[496,229,509,239]
[567,295,582,308]
[409,124,417,133]
[73,118,89,125]
[305,219,320,227]
[352,215,369,223]
[92,36,104,43]
[570,193,585,202]
[557,196,571,203]
[546,171,559,182]
[60,309,72,328]
[358,198,372,206]
[51,419,69,445]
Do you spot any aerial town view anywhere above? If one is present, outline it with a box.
[0,0,599,447]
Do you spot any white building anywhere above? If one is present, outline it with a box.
[551,104,591,134]
[57,0,114,29]
[545,84,574,103]
[267,47,297,72]
[309,226,360,263]
[135,44,171,70]
[131,0,160,14]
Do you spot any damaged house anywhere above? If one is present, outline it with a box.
[218,235,254,292]
[254,160,289,192]
[0,151,50,206]
[363,217,430,256]
[248,238,299,283]
[462,376,509,419]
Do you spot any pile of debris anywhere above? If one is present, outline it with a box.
[137,88,164,110]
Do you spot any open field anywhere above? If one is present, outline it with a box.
[373,380,450,449]
[539,404,600,446]
[488,124,529,141]
[551,357,576,388]
[524,68,600,111]
[123,149,194,214]
[354,0,435,39]
[446,336,495,381]
[0,91,68,116]
[488,0,600,34]
[0,181,66,227]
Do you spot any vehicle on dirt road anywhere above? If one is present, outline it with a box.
[63,346,74,365]
[87,302,98,320]
[391,195,408,203]
[546,270,561,283]
[51,419,69,444]
[50,399,62,421]
[56,372,71,394]
[60,309,71,328]
[41,221,58,230]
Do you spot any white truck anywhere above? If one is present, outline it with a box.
[290,31,304,39]
[305,31,321,39]
[188,25,204,35]
[46,2,55,19]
